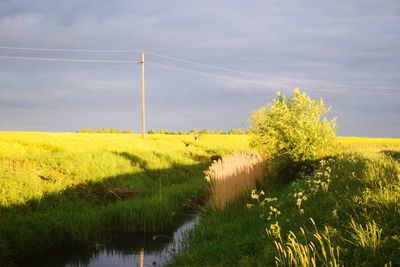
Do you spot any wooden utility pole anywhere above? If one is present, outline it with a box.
[139,248,144,267]
[140,52,145,139]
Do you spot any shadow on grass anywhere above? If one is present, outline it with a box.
[0,152,212,266]
[381,150,400,161]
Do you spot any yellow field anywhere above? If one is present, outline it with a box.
[338,136,400,154]
[0,132,250,207]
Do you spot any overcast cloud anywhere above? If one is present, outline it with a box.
[0,0,399,136]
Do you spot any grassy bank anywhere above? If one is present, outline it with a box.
[170,138,400,266]
[0,132,249,265]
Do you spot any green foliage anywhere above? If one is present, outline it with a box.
[250,88,337,162]
[171,141,400,266]
[169,198,268,267]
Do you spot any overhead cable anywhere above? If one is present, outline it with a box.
[0,46,139,53]
[146,50,399,92]
[0,46,397,93]
[0,55,138,63]
[146,61,395,96]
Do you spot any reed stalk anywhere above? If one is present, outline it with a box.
[205,151,264,210]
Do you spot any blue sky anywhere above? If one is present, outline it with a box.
[0,0,399,137]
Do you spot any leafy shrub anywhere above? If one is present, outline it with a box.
[250,88,337,163]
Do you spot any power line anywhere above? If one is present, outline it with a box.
[146,50,399,92]
[0,47,398,93]
[0,46,397,91]
[147,61,290,89]
[0,53,395,95]
[145,51,280,79]
[0,46,140,53]
[0,55,138,63]
[147,61,397,96]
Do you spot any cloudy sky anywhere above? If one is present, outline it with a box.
[0,0,399,137]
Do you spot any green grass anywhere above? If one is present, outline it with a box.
[0,132,250,265]
[2,134,399,266]
[170,138,400,266]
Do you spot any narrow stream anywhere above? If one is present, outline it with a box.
[20,215,199,267]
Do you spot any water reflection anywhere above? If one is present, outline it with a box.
[23,216,199,267]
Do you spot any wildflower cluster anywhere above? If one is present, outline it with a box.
[294,191,307,214]
[248,190,282,239]
[249,183,342,265]
[306,159,334,194]
[247,158,341,263]
[267,221,281,240]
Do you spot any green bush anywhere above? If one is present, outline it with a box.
[250,88,337,163]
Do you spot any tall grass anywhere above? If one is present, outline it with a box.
[170,138,400,266]
[347,219,382,253]
[260,148,399,266]
[274,219,342,267]
[204,151,264,210]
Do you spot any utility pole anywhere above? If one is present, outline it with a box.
[140,52,145,139]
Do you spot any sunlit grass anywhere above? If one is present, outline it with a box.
[274,219,342,267]
[0,132,249,207]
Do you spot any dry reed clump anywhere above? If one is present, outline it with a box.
[204,151,264,210]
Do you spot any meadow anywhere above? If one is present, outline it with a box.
[0,132,250,265]
[1,133,399,266]
[170,137,400,266]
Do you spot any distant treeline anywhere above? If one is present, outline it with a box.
[77,128,247,135]
[147,128,247,135]
[77,128,133,134]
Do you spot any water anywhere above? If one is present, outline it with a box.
[20,216,199,267]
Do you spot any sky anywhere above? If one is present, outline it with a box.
[0,0,399,137]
